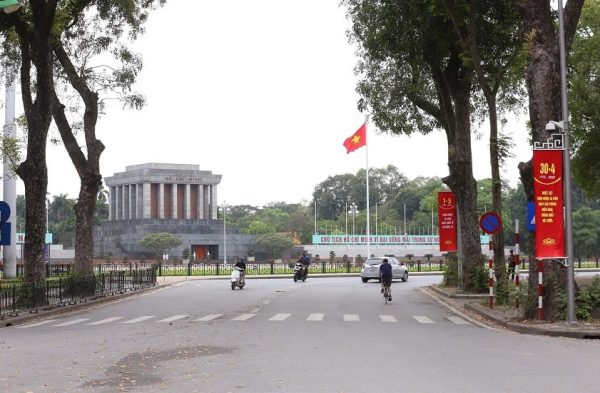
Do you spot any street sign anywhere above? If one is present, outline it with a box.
[527,201,535,231]
[479,211,502,235]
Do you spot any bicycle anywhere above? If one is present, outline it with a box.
[382,280,392,304]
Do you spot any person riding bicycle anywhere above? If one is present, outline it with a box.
[234,257,246,284]
[379,258,393,301]
[297,251,310,280]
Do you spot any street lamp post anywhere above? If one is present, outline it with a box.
[1,0,20,277]
[541,0,575,323]
[220,203,230,265]
[348,203,358,263]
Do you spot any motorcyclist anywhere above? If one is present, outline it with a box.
[234,257,246,284]
[297,251,310,280]
[379,258,392,301]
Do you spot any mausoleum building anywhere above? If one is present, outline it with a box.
[94,163,254,260]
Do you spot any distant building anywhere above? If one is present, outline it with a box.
[94,163,254,260]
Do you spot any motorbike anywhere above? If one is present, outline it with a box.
[293,262,307,282]
[230,266,245,290]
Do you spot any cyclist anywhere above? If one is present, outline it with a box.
[379,258,393,301]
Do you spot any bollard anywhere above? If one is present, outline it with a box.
[537,259,544,320]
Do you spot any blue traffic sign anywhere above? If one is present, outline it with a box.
[479,211,502,235]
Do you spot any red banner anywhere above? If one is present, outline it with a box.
[438,191,457,252]
[533,149,565,258]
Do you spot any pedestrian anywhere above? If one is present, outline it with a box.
[507,249,516,282]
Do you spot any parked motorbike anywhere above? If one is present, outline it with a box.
[293,262,307,282]
[230,266,245,290]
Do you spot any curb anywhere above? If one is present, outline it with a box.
[430,285,600,339]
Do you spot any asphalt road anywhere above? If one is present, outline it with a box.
[1,275,599,393]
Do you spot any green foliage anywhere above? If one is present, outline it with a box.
[571,0,600,197]
[443,253,459,287]
[464,262,489,293]
[255,233,293,259]
[245,220,276,235]
[182,247,190,260]
[139,232,182,259]
[557,276,600,321]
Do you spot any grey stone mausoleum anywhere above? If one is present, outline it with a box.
[94,163,255,260]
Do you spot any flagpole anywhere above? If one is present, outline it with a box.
[365,123,370,259]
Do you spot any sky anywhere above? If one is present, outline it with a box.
[10,0,533,207]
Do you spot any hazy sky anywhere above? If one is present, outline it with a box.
[14,0,532,207]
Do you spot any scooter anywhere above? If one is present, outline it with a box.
[230,266,245,290]
[293,262,307,282]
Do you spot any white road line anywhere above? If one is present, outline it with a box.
[16,319,58,328]
[87,317,123,325]
[121,316,155,324]
[307,313,324,321]
[268,313,291,321]
[157,315,188,323]
[446,316,471,325]
[194,314,223,322]
[232,313,256,321]
[379,315,398,323]
[343,314,360,322]
[52,318,91,327]
[413,316,435,324]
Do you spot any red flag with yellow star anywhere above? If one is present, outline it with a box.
[343,123,367,154]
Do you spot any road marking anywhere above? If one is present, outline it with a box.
[379,315,398,323]
[307,313,324,321]
[343,314,359,322]
[195,314,223,322]
[17,319,58,328]
[268,313,291,321]
[232,313,256,321]
[52,318,91,327]
[87,317,123,325]
[446,316,471,325]
[121,316,155,324]
[157,315,188,323]
[413,316,434,324]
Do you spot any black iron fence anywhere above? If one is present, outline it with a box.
[1,268,156,319]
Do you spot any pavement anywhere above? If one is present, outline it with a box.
[426,284,600,339]
[4,273,600,339]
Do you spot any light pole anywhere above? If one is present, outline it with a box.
[538,0,575,323]
[220,202,230,264]
[345,201,348,257]
[348,203,358,263]
[2,0,21,278]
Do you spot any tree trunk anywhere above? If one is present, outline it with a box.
[74,173,102,275]
[488,100,506,282]
[517,0,584,320]
[13,4,58,282]
[52,41,104,275]
[442,78,482,292]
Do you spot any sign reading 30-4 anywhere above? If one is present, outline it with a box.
[533,149,564,258]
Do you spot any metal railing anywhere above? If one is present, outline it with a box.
[1,268,156,319]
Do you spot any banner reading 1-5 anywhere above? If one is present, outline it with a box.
[438,191,457,252]
[533,149,565,258]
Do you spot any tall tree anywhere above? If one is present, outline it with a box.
[516,0,585,319]
[570,0,600,196]
[344,0,483,289]
[437,0,524,283]
[2,2,59,282]
[51,1,164,274]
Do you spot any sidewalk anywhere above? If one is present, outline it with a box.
[426,285,600,339]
